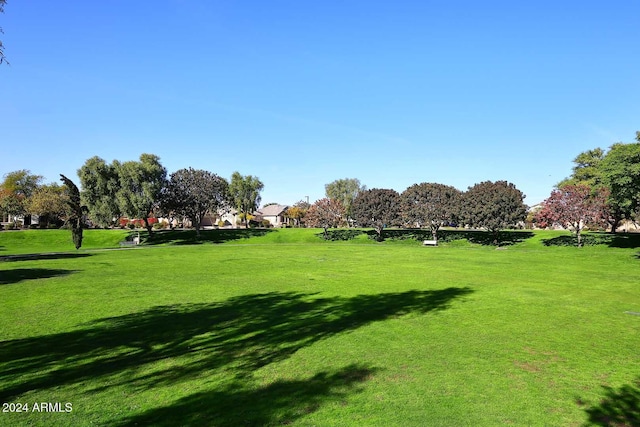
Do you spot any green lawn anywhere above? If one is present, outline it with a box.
[1,228,639,426]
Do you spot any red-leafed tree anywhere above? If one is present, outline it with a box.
[535,184,609,247]
[305,198,345,239]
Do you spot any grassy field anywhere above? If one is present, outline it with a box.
[0,228,639,426]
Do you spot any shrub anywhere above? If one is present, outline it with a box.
[127,223,135,230]
[152,221,168,230]
[5,222,15,230]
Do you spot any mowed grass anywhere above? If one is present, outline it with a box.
[0,229,639,426]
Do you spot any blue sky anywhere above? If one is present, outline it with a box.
[1,1,639,206]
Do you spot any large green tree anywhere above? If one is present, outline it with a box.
[115,154,167,236]
[229,172,264,229]
[325,178,366,226]
[78,156,121,228]
[599,135,640,225]
[351,188,400,241]
[462,180,527,245]
[161,168,228,237]
[400,182,462,244]
[557,148,605,189]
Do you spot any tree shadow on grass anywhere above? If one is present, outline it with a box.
[116,364,378,427]
[542,233,640,248]
[141,229,275,246]
[0,268,78,285]
[348,229,534,246]
[317,229,365,241]
[580,377,640,426]
[0,288,472,403]
[0,253,93,262]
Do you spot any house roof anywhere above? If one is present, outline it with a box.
[258,204,289,217]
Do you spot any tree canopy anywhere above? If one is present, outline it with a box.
[325,178,366,226]
[305,198,345,239]
[535,184,608,247]
[0,170,43,221]
[115,154,167,235]
[78,156,121,228]
[400,182,461,242]
[161,168,228,237]
[599,138,640,224]
[462,180,526,245]
[229,172,264,229]
[25,183,68,228]
[60,174,88,249]
[352,188,400,241]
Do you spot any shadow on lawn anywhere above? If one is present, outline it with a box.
[321,229,534,246]
[543,233,640,248]
[581,377,640,426]
[116,364,378,427]
[0,287,472,423]
[141,228,274,245]
[0,268,78,285]
[0,253,93,262]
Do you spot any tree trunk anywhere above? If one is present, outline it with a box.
[577,229,583,247]
[144,217,153,238]
[376,226,384,242]
[608,212,622,233]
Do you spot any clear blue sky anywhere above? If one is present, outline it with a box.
[2,1,639,206]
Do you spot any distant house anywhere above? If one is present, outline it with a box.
[218,208,240,228]
[256,204,289,227]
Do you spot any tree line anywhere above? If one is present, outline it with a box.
[0,155,265,247]
[2,132,638,248]
[534,132,640,246]
[300,178,526,244]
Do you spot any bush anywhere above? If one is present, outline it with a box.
[152,221,168,230]
[5,222,16,230]
[127,223,135,230]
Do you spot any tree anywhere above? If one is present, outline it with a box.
[285,200,310,227]
[115,154,167,236]
[556,147,625,232]
[462,180,527,245]
[25,183,68,228]
[557,148,605,189]
[161,168,229,237]
[78,156,121,228]
[229,172,264,229]
[0,170,43,225]
[325,178,366,226]
[60,175,88,249]
[305,198,346,239]
[0,0,8,65]
[600,137,640,226]
[400,182,462,244]
[535,184,609,247]
[351,188,400,241]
